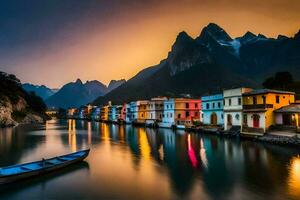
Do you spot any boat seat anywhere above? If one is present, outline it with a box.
[20,166,31,171]
[57,157,68,161]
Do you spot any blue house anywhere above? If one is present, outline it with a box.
[91,107,101,121]
[201,94,224,126]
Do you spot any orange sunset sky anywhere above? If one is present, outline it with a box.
[0,0,299,88]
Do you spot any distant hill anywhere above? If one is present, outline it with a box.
[0,72,47,127]
[22,83,57,100]
[45,78,126,108]
[93,23,300,105]
[107,79,126,92]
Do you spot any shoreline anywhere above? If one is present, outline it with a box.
[64,118,300,147]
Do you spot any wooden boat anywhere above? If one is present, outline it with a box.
[0,149,90,184]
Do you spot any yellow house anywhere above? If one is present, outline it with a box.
[241,89,295,136]
[100,105,109,121]
[137,100,149,123]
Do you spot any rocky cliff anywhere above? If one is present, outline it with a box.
[0,72,47,127]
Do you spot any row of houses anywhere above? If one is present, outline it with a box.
[67,88,300,136]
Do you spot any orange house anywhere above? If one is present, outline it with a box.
[174,98,201,128]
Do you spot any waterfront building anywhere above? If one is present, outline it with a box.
[67,108,78,118]
[145,97,167,125]
[120,103,127,123]
[108,105,116,122]
[223,88,252,131]
[174,98,201,129]
[46,108,59,117]
[124,103,132,123]
[78,106,87,119]
[274,103,300,133]
[241,89,295,136]
[91,107,101,121]
[100,105,109,121]
[201,94,224,126]
[130,100,149,124]
[159,98,175,128]
[159,98,201,128]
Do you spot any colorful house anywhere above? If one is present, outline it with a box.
[145,97,167,125]
[124,103,132,124]
[91,107,101,121]
[159,98,201,128]
[67,108,77,118]
[108,105,116,122]
[174,98,201,129]
[274,103,300,133]
[241,89,295,136]
[130,100,149,124]
[223,88,252,131]
[100,105,109,122]
[201,94,224,126]
[159,98,175,128]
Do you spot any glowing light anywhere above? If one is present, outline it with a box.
[138,129,151,160]
[288,156,300,198]
[187,134,198,168]
[68,120,77,152]
[199,138,208,168]
[88,121,92,145]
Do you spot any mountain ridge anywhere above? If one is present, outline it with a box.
[93,23,300,105]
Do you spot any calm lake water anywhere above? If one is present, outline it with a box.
[0,119,300,200]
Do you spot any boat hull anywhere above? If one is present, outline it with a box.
[0,149,89,185]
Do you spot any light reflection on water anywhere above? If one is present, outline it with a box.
[0,119,299,200]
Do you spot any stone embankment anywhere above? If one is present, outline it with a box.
[257,134,300,146]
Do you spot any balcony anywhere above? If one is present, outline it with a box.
[243,104,273,111]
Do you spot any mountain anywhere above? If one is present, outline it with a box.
[0,72,47,127]
[93,23,300,105]
[107,79,126,92]
[22,83,57,100]
[45,79,108,108]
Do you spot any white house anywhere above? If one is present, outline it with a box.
[223,88,252,131]
[146,97,167,125]
[159,99,175,128]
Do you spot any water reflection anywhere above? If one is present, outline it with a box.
[0,120,300,199]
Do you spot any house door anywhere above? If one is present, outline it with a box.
[211,113,218,125]
[253,114,260,128]
[227,114,232,126]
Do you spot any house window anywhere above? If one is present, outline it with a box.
[262,96,266,104]
[218,102,221,108]
[159,114,162,119]
[195,112,198,117]
[206,103,209,109]
[253,96,257,104]
[212,103,215,108]
[221,114,223,119]
[201,113,204,119]
[178,114,181,118]
[195,103,198,108]
[238,98,241,105]
[186,111,190,117]
[151,113,153,118]
[170,113,173,118]
[276,95,280,104]
[167,105,169,109]
[229,99,232,106]
[235,114,240,120]
[186,103,189,108]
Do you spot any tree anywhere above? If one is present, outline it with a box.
[263,71,294,90]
